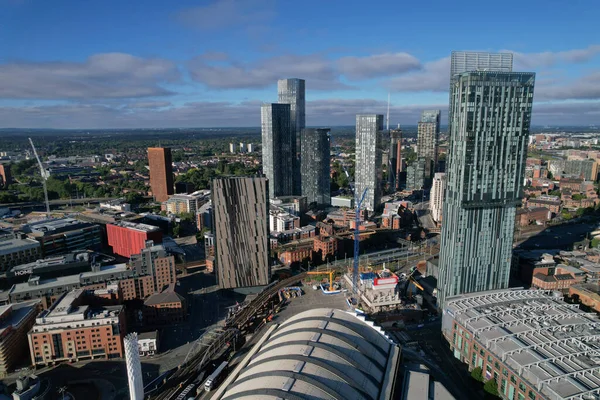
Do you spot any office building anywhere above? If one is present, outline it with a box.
[269,210,300,233]
[261,103,293,197]
[278,78,306,195]
[449,51,513,131]
[148,147,174,203]
[417,110,441,181]
[301,128,331,206]
[0,300,41,377]
[25,217,102,257]
[28,289,126,366]
[389,127,402,191]
[0,237,42,272]
[355,114,384,212]
[213,308,400,400]
[162,190,210,215]
[269,195,307,216]
[437,70,535,308]
[442,289,600,400]
[106,221,163,258]
[430,173,446,223]
[212,177,270,289]
[7,251,101,283]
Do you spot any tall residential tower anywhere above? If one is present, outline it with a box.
[212,177,270,289]
[355,114,384,212]
[388,127,402,192]
[148,147,174,203]
[417,110,441,182]
[437,70,535,308]
[278,78,306,195]
[261,103,293,197]
[301,128,331,206]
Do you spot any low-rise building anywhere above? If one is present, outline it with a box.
[0,237,42,272]
[269,195,307,216]
[442,289,600,400]
[330,196,354,208]
[137,331,159,356]
[143,286,186,326]
[162,190,209,215]
[107,221,163,258]
[527,195,561,214]
[269,210,300,233]
[515,207,551,227]
[278,242,313,265]
[24,218,102,256]
[27,289,126,366]
[0,300,41,377]
[313,235,338,259]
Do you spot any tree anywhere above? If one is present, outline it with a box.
[548,190,561,197]
[572,193,586,201]
[561,209,573,220]
[592,238,600,248]
[547,170,553,180]
[471,367,483,382]
[172,222,181,238]
[124,192,145,204]
[483,378,499,397]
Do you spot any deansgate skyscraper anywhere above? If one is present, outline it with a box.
[212,177,270,289]
[261,103,293,197]
[437,70,535,308]
[355,114,384,212]
[301,128,331,206]
[278,78,305,195]
[417,110,441,183]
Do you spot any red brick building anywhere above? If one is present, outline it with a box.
[515,207,551,227]
[143,285,186,326]
[278,243,313,265]
[148,147,174,202]
[106,221,163,258]
[28,290,126,367]
[313,236,338,259]
[0,164,11,188]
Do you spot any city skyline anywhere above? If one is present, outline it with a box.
[1,1,598,128]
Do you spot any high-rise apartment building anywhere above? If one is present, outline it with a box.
[212,177,270,289]
[417,110,441,181]
[148,148,174,203]
[301,128,331,206]
[449,51,513,132]
[437,70,535,308]
[261,103,293,197]
[355,114,384,212]
[406,157,426,191]
[430,173,446,223]
[388,128,402,191]
[278,78,305,195]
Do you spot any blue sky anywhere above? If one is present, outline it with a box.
[0,0,599,128]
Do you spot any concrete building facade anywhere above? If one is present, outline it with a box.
[430,173,446,223]
[212,177,270,289]
[148,147,174,203]
[355,114,384,212]
[0,237,42,272]
[417,110,441,181]
[437,71,535,308]
[0,300,41,377]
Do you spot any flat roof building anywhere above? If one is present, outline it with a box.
[148,147,174,203]
[107,221,163,258]
[213,308,400,400]
[162,190,210,215]
[24,218,102,256]
[0,237,42,271]
[0,300,41,377]
[442,289,600,400]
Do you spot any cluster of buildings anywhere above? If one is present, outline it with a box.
[229,142,255,153]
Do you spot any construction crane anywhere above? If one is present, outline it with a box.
[353,188,368,294]
[28,138,50,218]
[307,270,335,290]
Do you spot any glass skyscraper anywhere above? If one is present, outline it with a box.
[278,78,305,195]
[437,71,535,308]
[261,103,293,197]
[301,128,331,206]
[355,114,384,212]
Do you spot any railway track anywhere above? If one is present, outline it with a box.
[151,272,308,400]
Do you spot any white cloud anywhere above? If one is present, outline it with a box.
[385,57,450,92]
[337,53,420,80]
[0,53,179,99]
[512,45,600,69]
[173,0,275,31]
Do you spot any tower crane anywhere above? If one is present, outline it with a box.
[329,133,368,294]
[28,138,50,218]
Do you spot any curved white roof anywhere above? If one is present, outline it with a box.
[219,308,397,400]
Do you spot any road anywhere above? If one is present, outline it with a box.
[0,197,119,208]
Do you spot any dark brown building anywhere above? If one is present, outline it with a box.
[0,164,11,188]
[148,147,174,202]
[213,177,270,289]
[143,285,186,326]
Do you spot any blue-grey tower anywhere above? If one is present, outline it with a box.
[278,78,305,195]
[261,103,293,197]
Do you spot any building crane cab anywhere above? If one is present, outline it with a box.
[402,266,424,297]
[28,138,51,218]
[306,270,338,291]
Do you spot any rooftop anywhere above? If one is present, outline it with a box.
[445,289,600,400]
[25,217,96,236]
[0,237,40,256]
[110,221,160,233]
[217,308,399,400]
[144,287,184,306]
[0,300,40,336]
[138,330,159,340]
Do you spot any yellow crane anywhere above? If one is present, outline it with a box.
[307,270,335,289]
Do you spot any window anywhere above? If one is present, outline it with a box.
[503,368,508,377]
[519,383,526,391]
[528,390,536,400]
[511,376,517,384]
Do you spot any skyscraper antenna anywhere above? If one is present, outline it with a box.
[386,92,390,131]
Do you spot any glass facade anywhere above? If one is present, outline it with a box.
[261,103,293,197]
[301,128,331,206]
[355,114,384,211]
[417,110,441,182]
[278,78,306,195]
[437,71,535,308]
